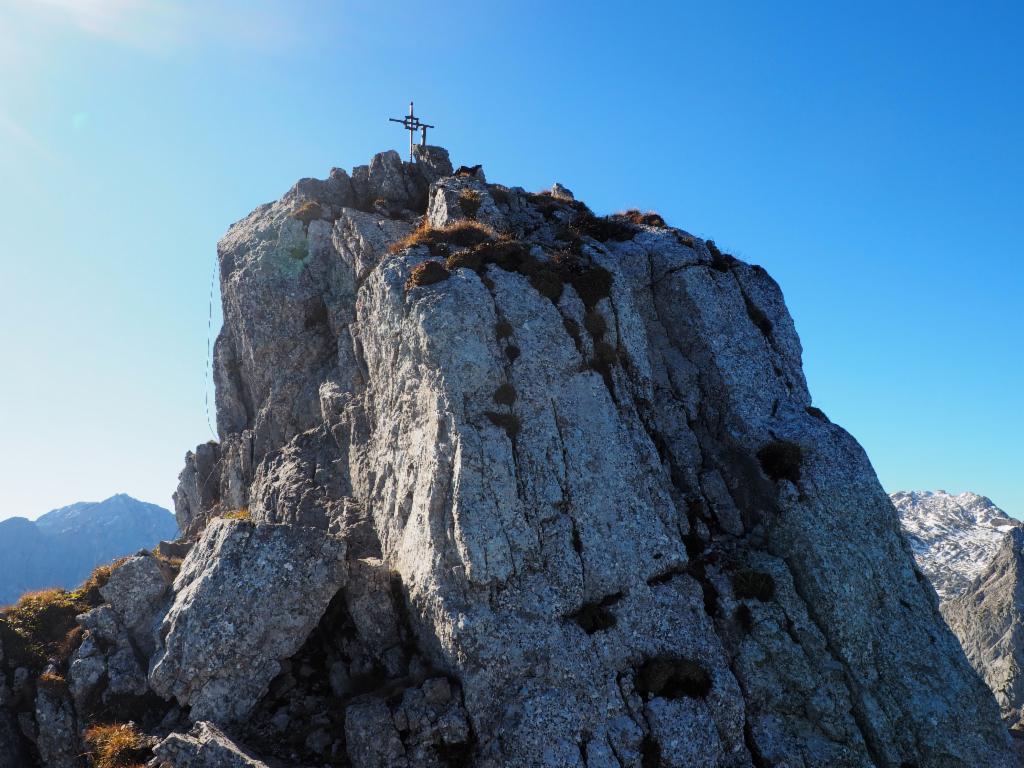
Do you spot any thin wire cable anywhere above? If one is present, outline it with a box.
[204,257,218,441]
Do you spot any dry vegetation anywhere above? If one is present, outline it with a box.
[291,200,324,225]
[389,220,497,255]
[83,723,155,768]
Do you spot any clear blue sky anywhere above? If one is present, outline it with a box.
[0,1,1020,521]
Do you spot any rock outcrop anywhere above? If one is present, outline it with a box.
[154,145,1013,767]
[151,722,271,768]
[1,147,1016,767]
[149,519,347,723]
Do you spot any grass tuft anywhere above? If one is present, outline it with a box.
[84,723,154,768]
[390,220,496,255]
[405,261,451,291]
[458,189,482,219]
[292,201,323,225]
[492,383,517,406]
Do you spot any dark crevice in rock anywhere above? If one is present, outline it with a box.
[640,733,662,768]
[756,440,802,486]
[635,657,712,700]
[568,592,623,635]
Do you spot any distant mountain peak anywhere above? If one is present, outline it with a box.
[0,494,177,607]
[892,490,1021,601]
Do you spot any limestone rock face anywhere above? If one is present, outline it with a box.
[148,519,347,724]
[149,147,1017,767]
[943,527,1024,731]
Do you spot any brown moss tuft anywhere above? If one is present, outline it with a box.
[593,341,617,367]
[221,507,251,521]
[635,657,712,700]
[492,383,517,406]
[292,199,323,224]
[570,211,637,242]
[494,320,514,339]
[584,310,607,338]
[405,261,451,291]
[291,200,323,225]
[504,345,521,362]
[458,189,482,219]
[390,220,497,255]
[732,569,776,602]
[529,266,564,302]
[617,209,667,227]
[0,589,85,669]
[756,440,802,485]
[445,250,484,273]
[84,722,155,768]
[706,239,739,272]
[37,670,68,692]
[488,184,510,205]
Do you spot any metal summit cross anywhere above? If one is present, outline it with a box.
[389,101,434,161]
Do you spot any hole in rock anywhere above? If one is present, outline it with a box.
[756,440,802,485]
[732,570,776,602]
[569,593,623,635]
[635,657,712,700]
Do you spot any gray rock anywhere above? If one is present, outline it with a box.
[0,705,25,768]
[34,681,82,768]
[100,554,171,654]
[944,526,1024,730]
[550,182,574,199]
[173,442,221,537]
[165,147,1016,766]
[150,721,270,768]
[345,697,406,768]
[67,638,105,710]
[148,519,346,724]
[77,605,119,644]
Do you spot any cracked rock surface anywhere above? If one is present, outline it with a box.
[157,145,1014,766]
[153,145,1017,767]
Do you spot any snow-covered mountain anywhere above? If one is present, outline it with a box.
[0,493,177,606]
[891,490,1021,601]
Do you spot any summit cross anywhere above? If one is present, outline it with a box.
[389,101,434,161]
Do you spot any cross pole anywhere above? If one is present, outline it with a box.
[389,101,434,161]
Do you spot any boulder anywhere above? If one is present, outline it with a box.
[148,519,346,724]
[100,554,171,655]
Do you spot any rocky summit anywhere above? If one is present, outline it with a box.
[0,147,1016,767]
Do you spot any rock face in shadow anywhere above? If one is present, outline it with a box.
[894,490,1024,734]
[6,147,1012,767]
[943,527,1024,732]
